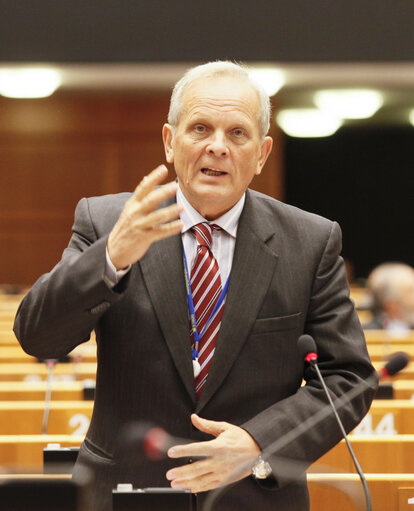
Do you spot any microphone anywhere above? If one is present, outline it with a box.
[297,334,372,511]
[378,352,409,380]
[117,422,201,462]
[143,426,178,461]
[41,359,57,435]
[375,351,409,399]
[204,365,378,511]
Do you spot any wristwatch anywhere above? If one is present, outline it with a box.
[251,456,272,479]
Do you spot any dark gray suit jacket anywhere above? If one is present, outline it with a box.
[14,189,377,511]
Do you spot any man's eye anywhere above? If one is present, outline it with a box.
[233,129,244,136]
[195,125,205,132]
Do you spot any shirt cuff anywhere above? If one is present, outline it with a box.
[105,246,131,287]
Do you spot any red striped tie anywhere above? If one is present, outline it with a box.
[190,223,224,398]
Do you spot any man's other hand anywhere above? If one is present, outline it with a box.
[166,414,261,493]
[107,165,183,270]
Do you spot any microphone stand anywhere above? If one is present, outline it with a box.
[310,359,372,511]
[42,359,57,435]
[202,371,378,511]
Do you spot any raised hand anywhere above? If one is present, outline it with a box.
[107,165,183,270]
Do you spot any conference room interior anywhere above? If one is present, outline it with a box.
[1,3,414,510]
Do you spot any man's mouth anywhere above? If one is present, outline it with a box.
[201,167,227,176]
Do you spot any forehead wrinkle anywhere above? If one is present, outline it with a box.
[180,78,260,128]
[185,102,256,126]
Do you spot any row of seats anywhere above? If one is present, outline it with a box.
[0,381,94,401]
[5,359,414,382]
[2,339,414,363]
[0,362,97,381]
[1,293,414,510]
[3,440,414,510]
[0,399,413,436]
[1,472,411,511]
[308,473,414,511]
[0,379,413,401]
[2,432,414,473]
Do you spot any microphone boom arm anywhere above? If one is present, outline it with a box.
[309,359,372,511]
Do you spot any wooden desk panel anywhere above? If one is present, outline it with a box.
[398,487,414,511]
[393,381,414,401]
[0,345,97,364]
[0,381,88,401]
[309,474,414,511]
[315,435,414,473]
[0,362,97,382]
[0,401,93,435]
[368,344,414,362]
[0,435,83,470]
[351,400,414,435]
[365,330,414,345]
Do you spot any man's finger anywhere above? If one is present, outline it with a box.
[171,475,219,493]
[191,414,228,437]
[139,203,183,230]
[139,181,179,215]
[166,458,213,482]
[167,438,216,459]
[133,165,168,201]
[170,471,222,493]
[148,219,184,242]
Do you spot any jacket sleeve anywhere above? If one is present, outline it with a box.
[242,221,378,487]
[14,197,128,359]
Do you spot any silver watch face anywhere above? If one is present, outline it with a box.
[252,458,272,479]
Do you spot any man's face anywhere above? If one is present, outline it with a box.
[163,76,273,219]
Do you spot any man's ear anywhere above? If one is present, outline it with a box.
[255,136,273,176]
[162,124,174,163]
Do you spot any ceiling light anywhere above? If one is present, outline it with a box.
[249,68,285,96]
[409,109,414,127]
[314,89,383,119]
[0,68,61,98]
[276,109,342,138]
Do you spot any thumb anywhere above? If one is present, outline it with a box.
[191,413,228,437]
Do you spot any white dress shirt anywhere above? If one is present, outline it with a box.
[177,186,245,285]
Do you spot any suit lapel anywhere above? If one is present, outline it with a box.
[196,191,279,413]
[139,233,197,404]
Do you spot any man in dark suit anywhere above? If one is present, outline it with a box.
[14,61,377,511]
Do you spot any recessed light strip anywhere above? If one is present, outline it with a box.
[0,68,61,98]
[313,89,383,119]
[276,109,343,138]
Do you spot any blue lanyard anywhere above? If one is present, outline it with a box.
[182,245,230,361]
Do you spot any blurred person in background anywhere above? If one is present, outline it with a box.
[365,262,414,331]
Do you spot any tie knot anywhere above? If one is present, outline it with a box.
[192,223,220,249]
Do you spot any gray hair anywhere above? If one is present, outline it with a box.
[367,262,414,309]
[168,61,271,139]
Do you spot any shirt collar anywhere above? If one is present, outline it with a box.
[177,186,245,238]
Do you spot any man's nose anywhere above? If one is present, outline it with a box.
[206,132,229,157]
